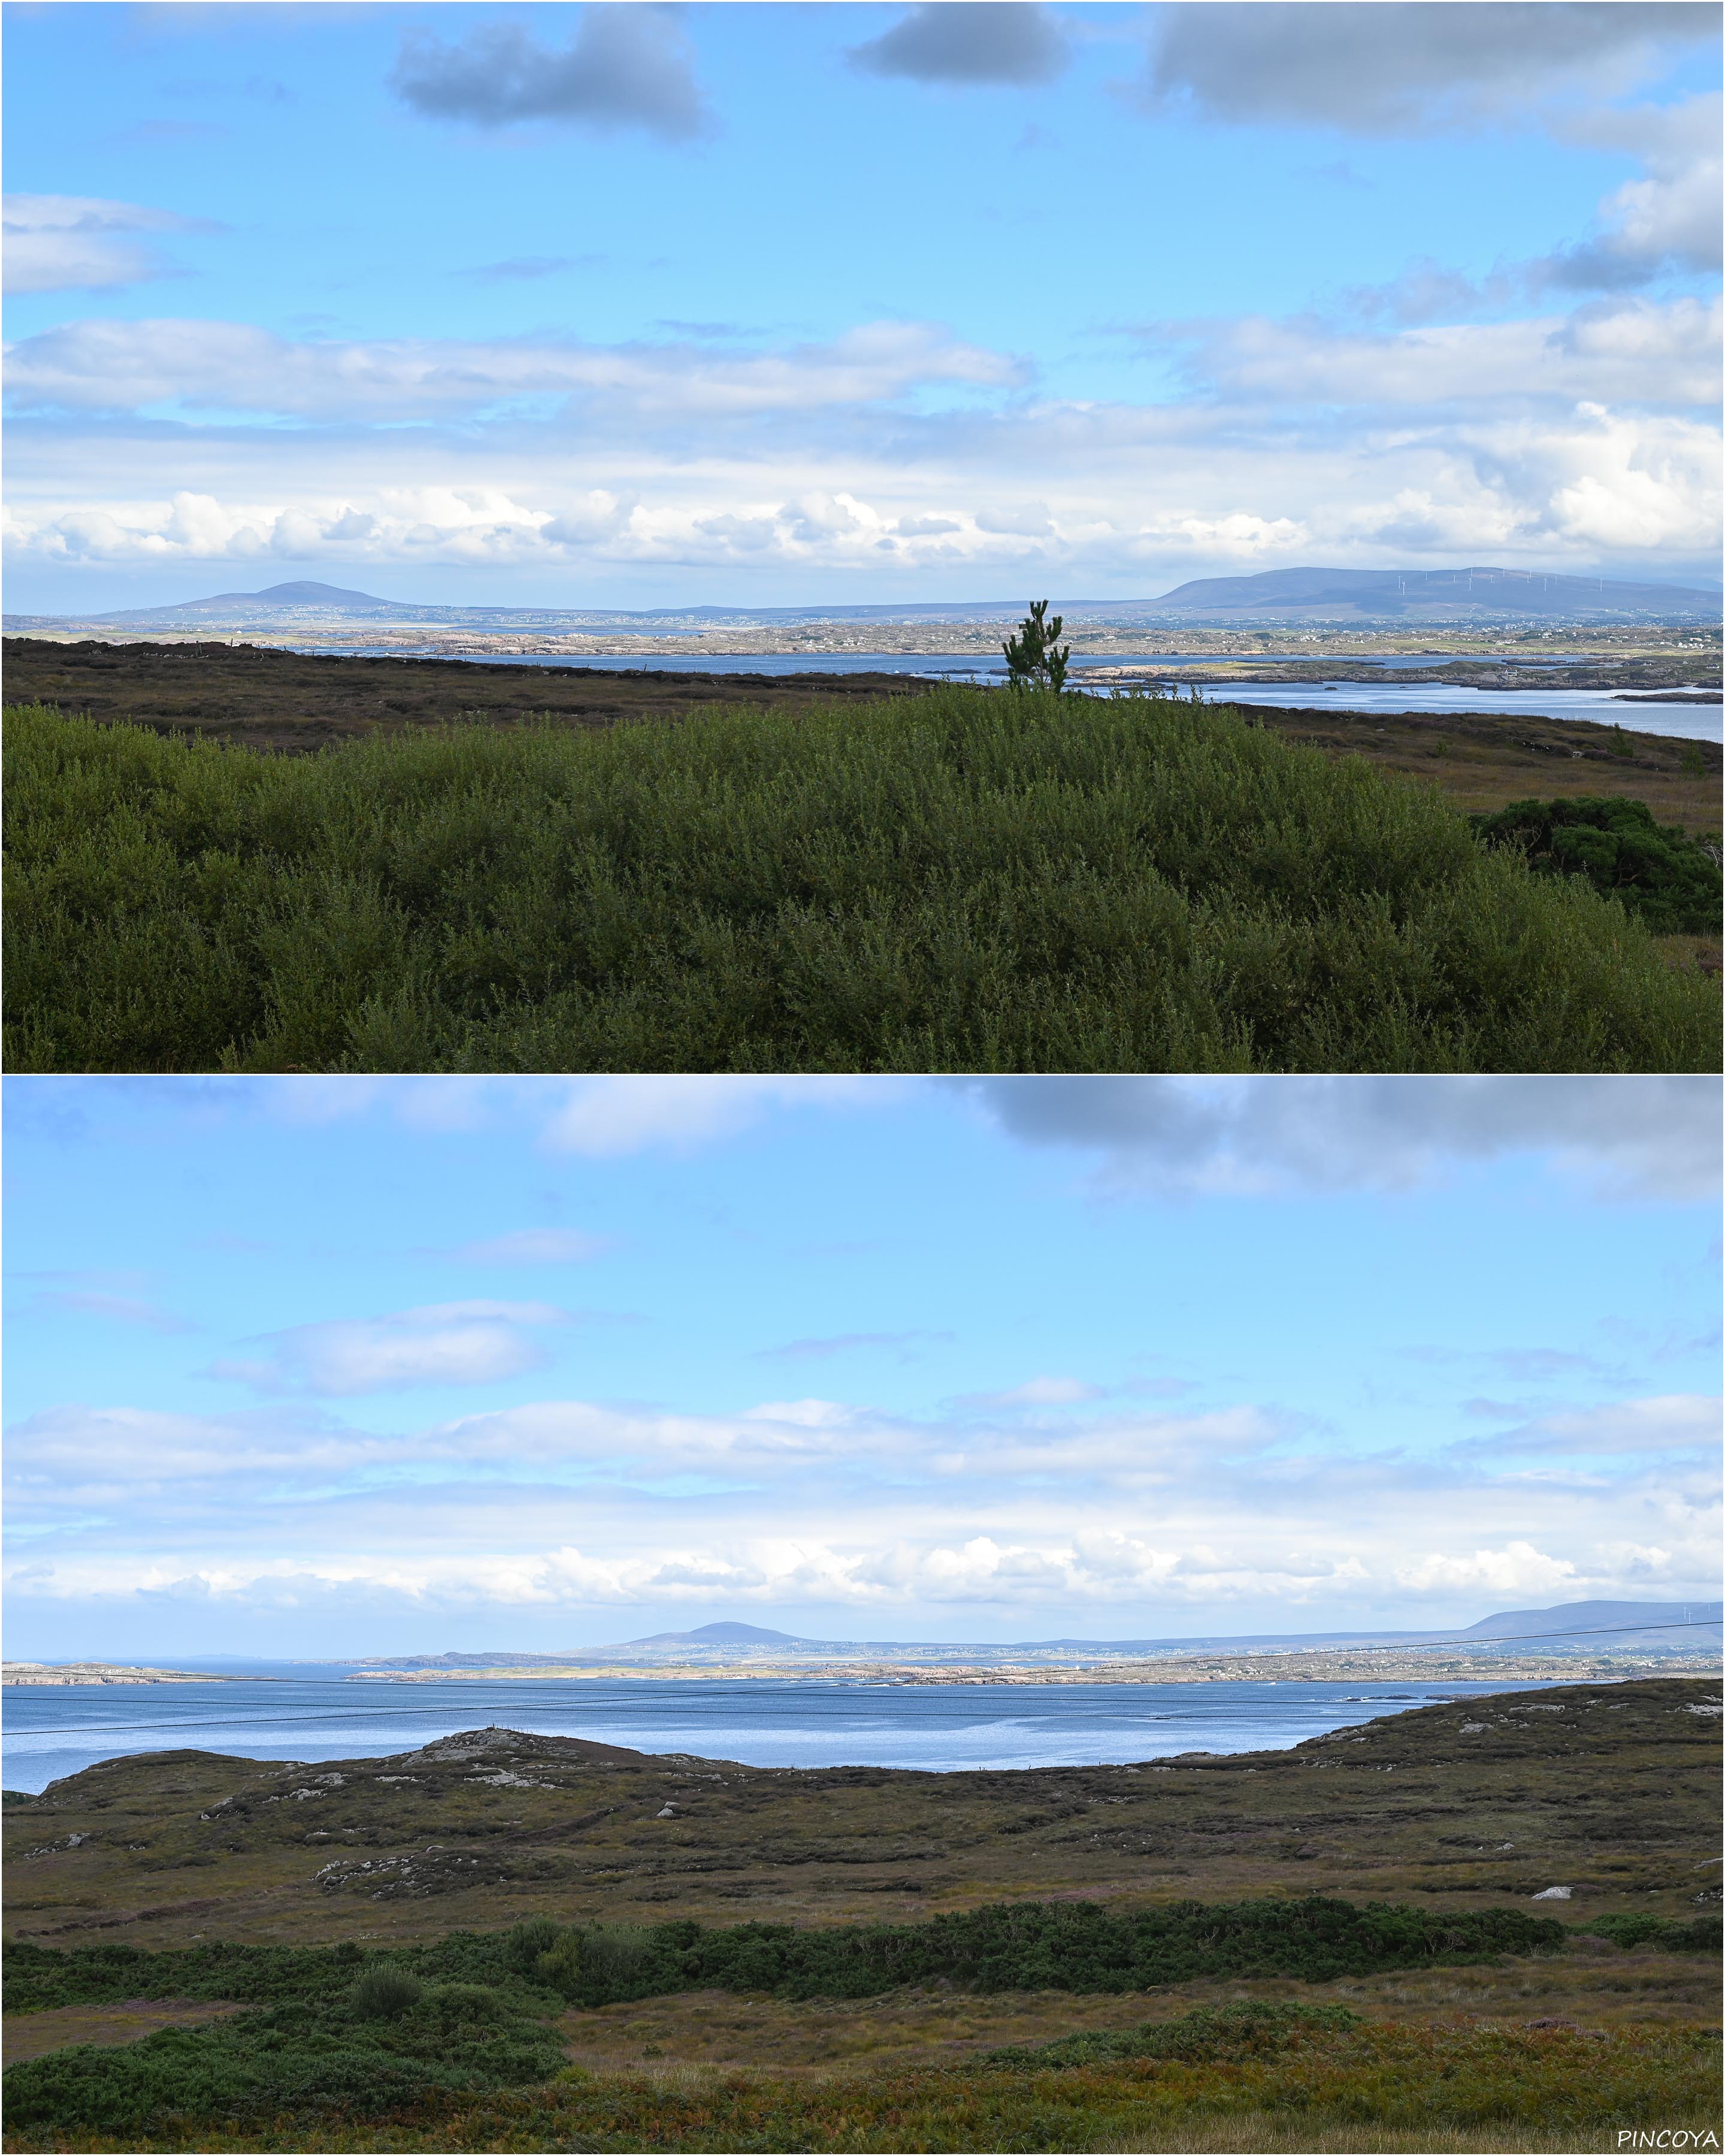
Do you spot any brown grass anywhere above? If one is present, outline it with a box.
[543,1949,1725,2080]
[7,1679,1718,1955]
[2,1998,245,2067]
[5,637,1718,827]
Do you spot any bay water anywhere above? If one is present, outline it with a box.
[312,649,1723,742]
[2,1673,1557,1795]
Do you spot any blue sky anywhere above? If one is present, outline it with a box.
[5,1075,1719,1661]
[3,2,1719,611]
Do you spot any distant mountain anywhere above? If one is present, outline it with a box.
[1461,1599,1723,1646]
[349,1598,1720,1671]
[77,580,435,624]
[11,564,1715,638]
[1149,567,1720,619]
[618,1622,801,1647]
[11,586,1132,633]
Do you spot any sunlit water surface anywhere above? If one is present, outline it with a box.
[2,1673,1564,1794]
[301,648,1723,742]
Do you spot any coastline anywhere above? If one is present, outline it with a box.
[349,1652,1722,1686]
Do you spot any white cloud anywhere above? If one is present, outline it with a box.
[2,316,1018,423]
[11,1513,1706,1618]
[1394,1540,1580,1595]
[448,1228,614,1265]
[1591,155,1722,277]
[742,1398,859,1431]
[1483,1394,1723,1455]
[1334,95,1720,323]
[5,1404,399,1490]
[1160,296,1721,411]
[2,195,211,296]
[22,1078,1723,1204]
[539,1076,895,1155]
[759,1331,954,1362]
[237,1076,907,1157]
[1541,93,1723,286]
[6,301,1716,582]
[975,1376,1106,1406]
[0,1391,1275,1494]
[0,1534,1434,1611]
[262,1076,495,1131]
[211,1301,571,1396]
[13,1079,1721,1205]
[27,1289,192,1334]
[8,1379,1718,1622]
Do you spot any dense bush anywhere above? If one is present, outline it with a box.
[1,1984,564,2131]
[503,1916,563,1968]
[578,1924,658,1991]
[1579,1910,1723,1952]
[1470,794,1723,934]
[9,1904,1717,2142]
[5,1896,1572,2025]
[7,696,1716,1073]
[5,1939,382,2016]
[985,1998,1362,2067]
[8,2011,1718,2152]
[646,1896,1569,2001]
[347,1965,420,2019]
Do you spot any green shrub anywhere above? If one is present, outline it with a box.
[421,1982,501,2023]
[504,1916,564,1969]
[533,1940,585,1998]
[1579,1910,1723,1952]
[5,1896,1576,2025]
[0,1988,565,2133]
[347,1965,422,2019]
[10,2011,1716,2151]
[6,696,1716,1074]
[1469,794,1723,934]
[647,1895,1567,2001]
[4,1939,395,2016]
[986,1998,1362,2067]
[13,1901,1714,2139]
[503,1916,585,1997]
[577,1925,656,1993]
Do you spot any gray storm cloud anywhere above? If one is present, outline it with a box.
[1137,2,1719,134]
[390,7,714,140]
[849,4,1071,87]
[952,1076,1724,1201]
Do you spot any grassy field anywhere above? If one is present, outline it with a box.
[4,1970,1717,2151]
[5,691,1718,1074]
[7,1680,1717,1950]
[6,1683,1718,2150]
[5,640,1720,839]
[0,638,930,756]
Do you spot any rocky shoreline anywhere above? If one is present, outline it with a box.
[352,1652,1720,1686]
[1,1662,235,1687]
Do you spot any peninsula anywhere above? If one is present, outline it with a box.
[349,1598,1723,1688]
[1,1661,237,1687]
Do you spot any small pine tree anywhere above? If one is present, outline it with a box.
[1003,600,1071,692]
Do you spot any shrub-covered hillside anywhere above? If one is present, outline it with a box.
[6,692,1717,1073]
[1470,794,1721,934]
